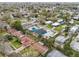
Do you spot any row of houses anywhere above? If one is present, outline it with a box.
[7,28,48,54]
[45,19,64,27]
[54,25,79,48]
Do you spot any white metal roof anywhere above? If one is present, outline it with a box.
[70,26,79,32]
[57,19,63,22]
[55,35,67,44]
[71,42,79,52]
[43,30,54,37]
[47,49,66,57]
[45,21,53,24]
[52,22,60,26]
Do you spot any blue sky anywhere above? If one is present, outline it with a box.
[0,0,79,2]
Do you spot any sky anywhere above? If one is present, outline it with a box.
[0,0,79,2]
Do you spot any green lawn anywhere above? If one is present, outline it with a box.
[20,47,40,57]
[10,37,21,48]
[54,25,67,32]
[0,30,7,36]
[74,20,79,24]
[47,24,53,29]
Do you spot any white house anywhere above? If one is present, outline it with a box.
[71,42,79,52]
[45,21,53,24]
[70,34,79,52]
[47,49,67,57]
[52,22,60,27]
[69,25,79,33]
[43,30,55,39]
[55,35,67,45]
[73,15,79,20]
[57,19,63,23]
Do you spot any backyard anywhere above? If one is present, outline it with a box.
[20,46,40,57]
[9,37,22,49]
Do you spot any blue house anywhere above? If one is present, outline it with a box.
[31,28,47,35]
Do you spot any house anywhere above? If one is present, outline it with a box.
[57,19,64,24]
[28,26,39,31]
[52,22,60,27]
[8,29,23,38]
[69,25,79,33]
[31,28,47,36]
[21,36,35,47]
[31,42,48,55]
[3,42,14,55]
[71,42,79,52]
[45,21,53,24]
[30,17,37,21]
[47,49,66,57]
[70,34,79,52]
[55,35,67,45]
[58,19,63,22]
[0,21,10,29]
[73,15,79,20]
[43,30,55,39]
[21,23,28,29]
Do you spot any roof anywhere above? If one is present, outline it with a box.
[28,26,39,31]
[8,29,23,38]
[57,19,63,23]
[0,20,10,29]
[70,34,79,52]
[45,21,53,24]
[31,42,48,54]
[55,35,67,44]
[47,49,66,57]
[71,42,79,52]
[73,15,79,19]
[43,30,55,37]
[32,29,47,35]
[70,25,79,32]
[21,36,33,46]
[52,22,60,26]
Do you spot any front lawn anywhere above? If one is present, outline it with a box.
[54,25,66,32]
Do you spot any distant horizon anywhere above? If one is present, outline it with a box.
[0,0,79,2]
